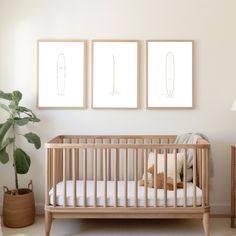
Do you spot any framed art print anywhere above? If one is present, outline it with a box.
[147,40,193,109]
[92,40,138,109]
[37,40,86,108]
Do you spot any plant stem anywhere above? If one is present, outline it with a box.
[12,124,18,191]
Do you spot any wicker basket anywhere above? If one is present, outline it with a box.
[2,181,35,228]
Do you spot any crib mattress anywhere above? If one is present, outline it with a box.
[49,181,202,207]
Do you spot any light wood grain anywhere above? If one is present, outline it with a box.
[114,149,118,208]
[63,148,66,208]
[174,149,177,208]
[124,148,128,208]
[134,149,138,208]
[72,149,76,207]
[83,149,87,207]
[93,148,97,207]
[231,145,235,228]
[104,148,107,207]
[45,134,210,236]
[164,149,167,208]
[144,149,148,208]
[193,149,197,208]
[52,149,56,207]
[184,149,187,207]
[154,149,157,208]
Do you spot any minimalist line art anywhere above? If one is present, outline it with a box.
[56,53,66,95]
[111,54,120,96]
[165,52,175,97]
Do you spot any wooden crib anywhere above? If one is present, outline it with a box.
[45,135,210,236]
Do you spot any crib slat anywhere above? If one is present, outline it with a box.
[72,148,76,208]
[164,149,167,208]
[91,139,95,180]
[198,148,202,188]
[63,148,67,208]
[83,148,87,207]
[133,148,135,184]
[100,146,103,180]
[154,149,157,208]
[75,147,79,180]
[206,149,209,205]
[57,147,63,182]
[104,148,107,207]
[144,149,148,208]
[159,140,162,154]
[53,148,56,207]
[94,148,97,207]
[117,142,120,181]
[174,149,177,208]
[151,139,154,152]
[108,139,111,181]
[69,139,72,180]
[202,149,206,207]
[114,149,118,208]
[184,149,187,208]
[142,141,144,174]
[193,149,197,208]
[49,149,53,193]
[124,148,128,208]
[134,149,138,208]
[45,148,50,206]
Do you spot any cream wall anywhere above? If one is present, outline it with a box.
[0,0,236,214]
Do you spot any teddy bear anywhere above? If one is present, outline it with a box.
[139,164,183,190]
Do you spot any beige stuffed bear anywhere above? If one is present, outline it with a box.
[140,164,184,190]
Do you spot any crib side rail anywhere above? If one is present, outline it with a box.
[45,141,210,211]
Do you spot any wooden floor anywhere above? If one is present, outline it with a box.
[2,217,236,236]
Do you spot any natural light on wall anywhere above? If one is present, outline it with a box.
[232,100,236,111]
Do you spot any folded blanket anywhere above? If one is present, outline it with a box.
[174,133,209,168]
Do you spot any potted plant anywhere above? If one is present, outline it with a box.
[0,90,41,228]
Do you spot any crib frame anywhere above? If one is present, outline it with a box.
[45,135,210,236]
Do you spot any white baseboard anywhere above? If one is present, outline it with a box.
[0,203,231,216]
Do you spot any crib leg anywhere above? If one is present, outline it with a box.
[45,211,52,236]
[203,212,209,236]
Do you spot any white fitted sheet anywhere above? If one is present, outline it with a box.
[49,181,202,207]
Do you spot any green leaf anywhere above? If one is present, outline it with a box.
[8,103,18,110]
[16,106,31,113]
[0,103,10,113]
[24,132,41,149]
[14,148,31,174]
[30,116,40,122]
[14,117,31,126]
[8,91,22,108]
[12,91,22,104]
[16,106,40,120]
[0,137,15,151]
[0,148,9,164]
[0,119,13,145]
[0,91,13,101]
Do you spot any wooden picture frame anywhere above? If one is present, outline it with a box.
[37,40,87,108]
[147,40,194,109]
[92,40,139,109]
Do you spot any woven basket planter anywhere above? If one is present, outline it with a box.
[2,181,35,228]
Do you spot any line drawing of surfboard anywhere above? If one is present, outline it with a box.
[111,54,120,96]
[165,52,175,97]
[56,53,66,95]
